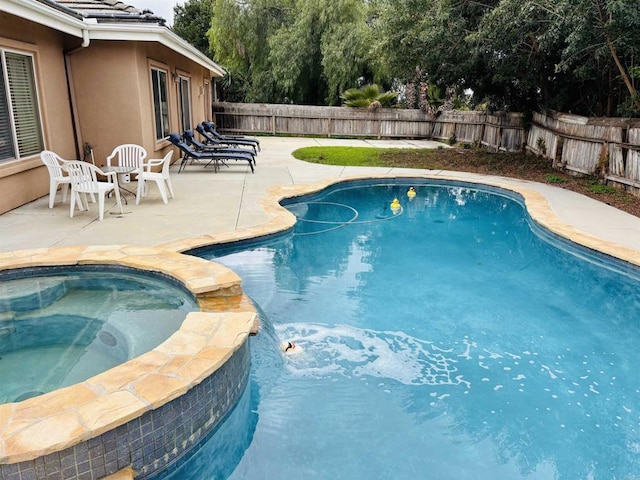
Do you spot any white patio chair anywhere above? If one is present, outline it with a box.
[65,161,124,221]
[106,144,147,180]
[136,151,175,204]
[40,150,71,208]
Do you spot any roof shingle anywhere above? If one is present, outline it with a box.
[48,0,166,24]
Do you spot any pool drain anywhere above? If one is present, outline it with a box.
[99,331,118,347]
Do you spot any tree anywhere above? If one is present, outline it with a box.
[468,0,563,111]
[471,0,640,115]
[208,0,385,105]
[372,0,640,116]
[553,0,640,115]
[180,0,640,115]
[371,0,498,106]
[341,84,398,108]
[209,0,293,102]
[266,0,381,105]
[173,0,214,58]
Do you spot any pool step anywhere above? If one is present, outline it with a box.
[0,278,68,313]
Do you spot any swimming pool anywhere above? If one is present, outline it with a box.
[0,266,198,403]
[174,180,640,479]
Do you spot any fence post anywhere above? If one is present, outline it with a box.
[327,117,332,138]
[271,115,276,135]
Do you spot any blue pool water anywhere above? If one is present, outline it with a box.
[0,267,198,403]
[173,181,640,479]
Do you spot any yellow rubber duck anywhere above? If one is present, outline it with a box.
[407,187,417,200]
[390,198,401,214]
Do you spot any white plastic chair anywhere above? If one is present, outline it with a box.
[136,151,175,204]
[106,144,147,178]
[65,161,124,221]
[40,151,71,208]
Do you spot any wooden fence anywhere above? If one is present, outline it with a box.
[212,103,640,194]
[212,102,525,152]
[527,111,640,193]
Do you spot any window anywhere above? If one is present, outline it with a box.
[151,67,169,141]
[0,50,44,161]
[178,76,191,132]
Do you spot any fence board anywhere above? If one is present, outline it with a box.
[562,139,602,174]
[626,129,640,184]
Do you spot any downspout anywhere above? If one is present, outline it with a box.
[63,28,90,160]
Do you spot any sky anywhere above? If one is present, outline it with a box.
[132,0,179,25]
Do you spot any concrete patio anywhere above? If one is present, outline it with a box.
[2,136,640,259]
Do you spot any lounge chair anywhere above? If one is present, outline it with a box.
[203,121,260,147]
[167,133,255,173]
[201,121,261,152]
[195,124,257,157]
[184,129,256,166]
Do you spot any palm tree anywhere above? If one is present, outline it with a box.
[341,84,398,109]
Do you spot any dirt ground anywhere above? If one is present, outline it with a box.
[380,147,640,218]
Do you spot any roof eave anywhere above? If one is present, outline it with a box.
[86,23,226,77]
[0,0,226,77]
[0,0,85,37]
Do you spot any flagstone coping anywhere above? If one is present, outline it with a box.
[104,467,134,480]
[0,246,257,464]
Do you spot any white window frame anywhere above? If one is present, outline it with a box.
[0,48,44,162]
[150,66,170,141]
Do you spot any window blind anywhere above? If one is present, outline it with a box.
[0,59,15,161]
[5,52,43,158]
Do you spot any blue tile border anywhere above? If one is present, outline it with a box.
[0,340,250,480]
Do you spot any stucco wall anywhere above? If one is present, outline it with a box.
[70,41,215,166]
[0,12,76,214]
[69,41,145,165]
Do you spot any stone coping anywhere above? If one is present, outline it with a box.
[159,173,640,268]
[104,467,134,480]
[0,245,257,464]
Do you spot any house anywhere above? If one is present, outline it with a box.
[0,0,225,214]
